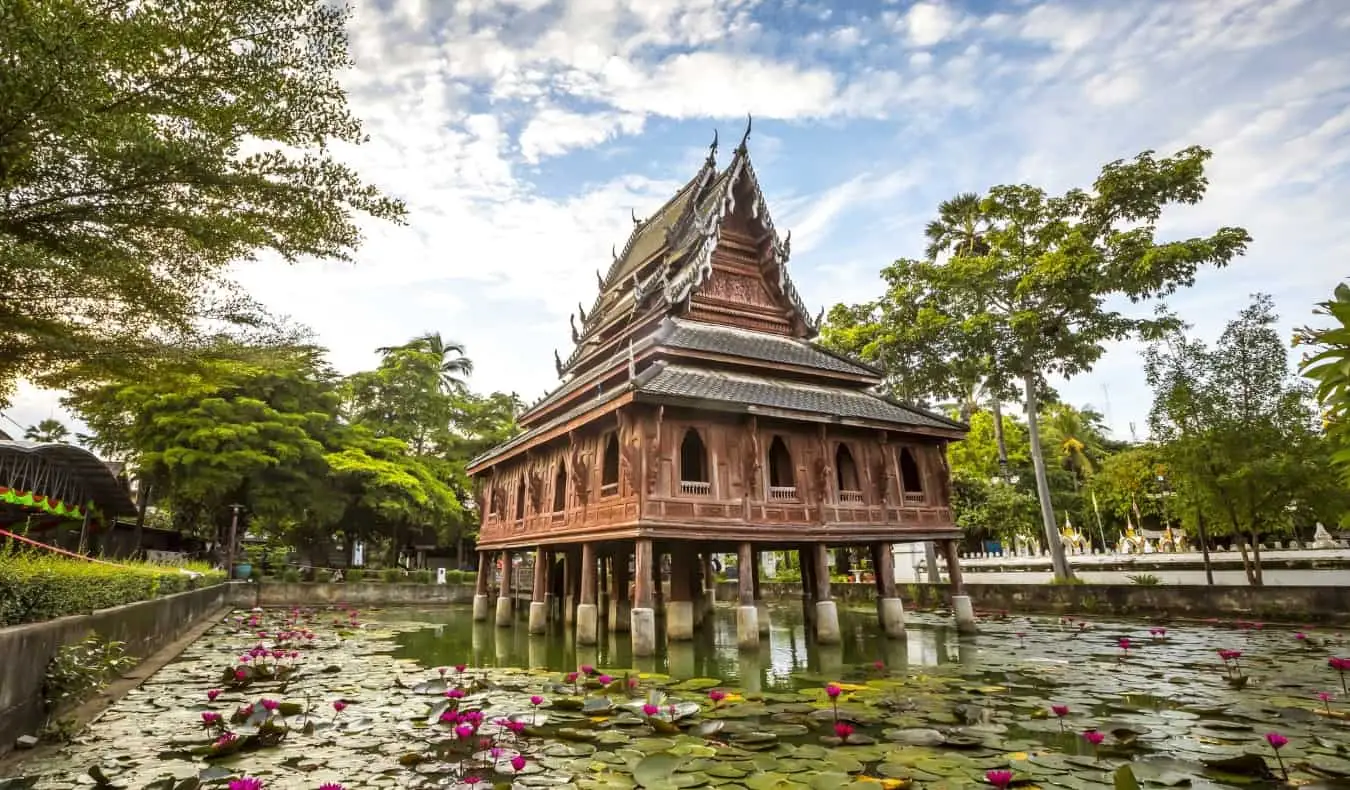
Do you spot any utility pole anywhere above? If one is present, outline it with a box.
[226,504,244,578]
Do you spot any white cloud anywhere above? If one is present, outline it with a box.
[518,108,646,162]
[902,2,964,47]
[9,0,1350,454]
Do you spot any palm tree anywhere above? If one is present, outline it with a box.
[23,418,70,443]
[377,332,473,393]
[924,194,1010,479]
[924,192,991,260]
[1044,404,1107,490]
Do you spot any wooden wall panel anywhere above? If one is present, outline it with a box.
[475,405,958,549]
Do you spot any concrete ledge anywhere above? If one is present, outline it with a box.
[715,581,1350,624]
[247,582,478,607]
[0,583,229,755]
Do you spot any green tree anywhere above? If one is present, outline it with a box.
[1146,295,1329,584]
[825,147,1250,579]
[0,0,405,406]
[1043,404,1108,490]
[22,418,70,444]
[376,333,474,393]
[1296,282,1350,480]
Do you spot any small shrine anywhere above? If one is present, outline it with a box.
[466,120,971,654]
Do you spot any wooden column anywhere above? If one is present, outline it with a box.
[473,550,491,621]
[529,547,550,634]
[812,544,832,602]
[941,538,975,633]
[690,550,706,626]
[562,549,576,625]
[811,543,842,644]
[598,552,610,626]
[631,539,657,656]
[653,547,665,612]
[667,542,695,640]
[580,543,598,606]
[873,541,904,638]
[532,548,548,600]
[751,551,763,599]
[611,544,632,633]
[475,553,490,596]
[577,542,600,645]
[495,550,514,627]
[737,543,755,607]
[941,539,965,595]
[799,544,817,626]
[872,542,897,598]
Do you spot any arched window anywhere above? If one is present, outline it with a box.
[835,444,862,502]
[552,463,568,512]
[899,447,925,502]
[515,476,526,520]
[601,433,620,495]
[679,428,710,495]
[767,436,795,499]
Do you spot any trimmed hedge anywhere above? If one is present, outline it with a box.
[0,550,226,627]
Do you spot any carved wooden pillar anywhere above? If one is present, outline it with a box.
[751,548,769,635]
[610,545,632,632]
[690,549,706,627]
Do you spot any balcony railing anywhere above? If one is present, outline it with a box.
[768,486,798,501]
[838,490,865,504]
[680,480,711,496]
[901,492,927,505]
[600,482,619,498]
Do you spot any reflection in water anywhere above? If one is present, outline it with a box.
[387,603,960,690]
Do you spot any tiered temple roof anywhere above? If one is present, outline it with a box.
[467,122,963,473]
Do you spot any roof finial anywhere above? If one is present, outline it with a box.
[554,349,563,377]
[631,208,640,225]
[708,128,719,160]
[569,314,579,343]
[738,114,752,150]
[611,244,618,263]
[783,229,792,257]
[596,269,604,289]
[577,302,587,322]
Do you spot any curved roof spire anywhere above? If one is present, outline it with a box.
[738,114,752,150]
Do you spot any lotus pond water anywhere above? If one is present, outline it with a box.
[9,603,1350,790]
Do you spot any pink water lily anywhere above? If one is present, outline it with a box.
[1266,732,1289,780]
[207,689,221,702]
[642,703,659,717]
[833,721,854,741]
[319,784,344,790]
[708,690,726,704]
[455,724,474,739]
[260,699,278,711]
[228,778,263,790]
[985,770,1013,789]
[825,683,842,699]
[1083,729,1105,760]
[511,755,527,772]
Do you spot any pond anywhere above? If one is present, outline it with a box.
[9,603,1350,790]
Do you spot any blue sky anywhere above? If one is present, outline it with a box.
[6,0,1350,443]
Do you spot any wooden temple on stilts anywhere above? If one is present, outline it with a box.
[465,119,973,656]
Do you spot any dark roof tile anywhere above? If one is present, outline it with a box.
[662,319,879,377]
[636,365,964,431]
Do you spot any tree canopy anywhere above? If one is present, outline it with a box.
[822,146,1252,579]
[64,332,518,568]
[0,0,405,407]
